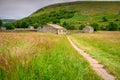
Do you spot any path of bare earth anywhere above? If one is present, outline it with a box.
[67,36,115,80]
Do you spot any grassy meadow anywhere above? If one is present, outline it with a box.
[68,31,120,80]
[0,32,102,80]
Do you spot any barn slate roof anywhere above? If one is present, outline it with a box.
[47,24,65,29]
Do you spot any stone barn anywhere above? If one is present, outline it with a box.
[38,24,66,34]
[83,26,94,33]
[0,27,6,30]
[28,26,34,29]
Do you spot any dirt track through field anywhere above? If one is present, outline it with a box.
[67,36,115,80]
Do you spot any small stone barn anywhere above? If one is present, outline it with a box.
[0,27,6,30]
[28,26,34,29]
[38,24,66,34]
[83,26,94,33]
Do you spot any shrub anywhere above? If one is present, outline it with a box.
[62,22,69,29]
[115,19,119,21]
[5,23,15,30]
[107,22,119,31]
[90,23,100,31]
[79,24,85,30]
[115,18,120,21]
[62,22,75,30]
[100,25,107,30]
[102,16,108,22]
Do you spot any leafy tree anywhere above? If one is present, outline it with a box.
[5,23,15,30]
[14,21,20,28]
[62,22,75,30]
[62,22,67,27]
[52,19,60,24]
[0,19,2,26]
[90,23,100,31]
[107,22,119,31]
[32,23,39,29]
[62,22,68,29]
[13,9,75,28]
[102,16,108,22]
[21,21,29,28]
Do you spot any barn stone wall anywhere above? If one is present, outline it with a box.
[38,24,66,34]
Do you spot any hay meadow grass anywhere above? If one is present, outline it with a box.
[0,32,101,80]
[68,31,120,80]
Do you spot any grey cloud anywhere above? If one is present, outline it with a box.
[0,0,75,19]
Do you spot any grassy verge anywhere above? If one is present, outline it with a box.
[68,31,120,80]
[0,32,101,80]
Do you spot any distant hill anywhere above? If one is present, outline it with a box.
[2,19,17,24]
[15,1,120,30]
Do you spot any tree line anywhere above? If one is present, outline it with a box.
[0,9,120,31]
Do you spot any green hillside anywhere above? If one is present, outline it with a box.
[15,1,120,30]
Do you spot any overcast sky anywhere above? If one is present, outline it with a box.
[0,0,119,19]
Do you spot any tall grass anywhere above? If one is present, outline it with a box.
[0,32,101,80]
[69,31,120,80]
